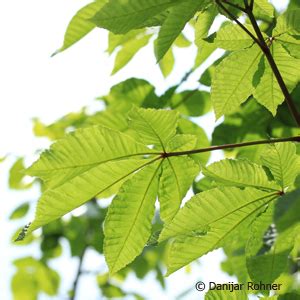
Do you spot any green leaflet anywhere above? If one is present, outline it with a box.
[166,134,197,152]
[160,187,275,241]
[9,158,33,190]
[170,90,211,117]
[254,0,274,18]
[104,161,161,274]
[254,43,300,115]
[91,0,183,34]
[247,233,296,287]
[158,156,199,223]
[194,6,218,67]
[9,203,30,220]
[161,187,277,274]
[23,158,156,237]
[213,24,255,51]
[27,126,154,185]
[128,107,178,149]
[101,77,159,108]
[111,33,151,74]
[274,9,300,36]
[205,289,248,300]
[245,204,290,286]
[211,45,262,119]
[54,1,106,55]
[12,257,60,299]
[155,0,206,61]
[277,34,300,59]
[177,118,210,165]
[261,142,300,191]
[18,124,161,237]
[158,48,175,77]
[202,158,280,191]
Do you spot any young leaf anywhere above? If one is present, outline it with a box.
[91,0,182,34]
[54,1,106,55]
[128,107,178,149]
[155,0,207,61]
[261,142,300,191]
[213,24,255,51]
[165,187,277,274]
[158,156,199,223]
[211,45,262,118]
[202,158,280,191]
[253,43,300,115]
[104,161,161,273]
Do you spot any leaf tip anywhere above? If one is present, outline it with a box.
[14,222,32,242]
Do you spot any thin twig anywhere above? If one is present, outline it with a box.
[162,136,300,157]
[70,247,87,300]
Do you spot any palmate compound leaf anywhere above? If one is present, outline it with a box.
[211,44,263,119]
[261,142,300,191]
[90,0,184,34]
[53,0,107,55]
[155,0,209,61]
[17,125,160,238]
[159,187,278,275]
[202,158,280,191]
[253,43,300,115]
[104,160,161,274]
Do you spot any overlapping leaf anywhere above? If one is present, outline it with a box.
[261,142,300,190]
[104,161,161,273]
[211,45,262,118]
[163,187,277,274]
[213,24,255,51]
[254,43,300,115]
[128,107,178,149]
[155,0,207,61]
[158,156,199,223]
[203,158,280,191]
[91,0,183,34]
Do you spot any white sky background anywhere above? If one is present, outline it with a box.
[0,0,289,299]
